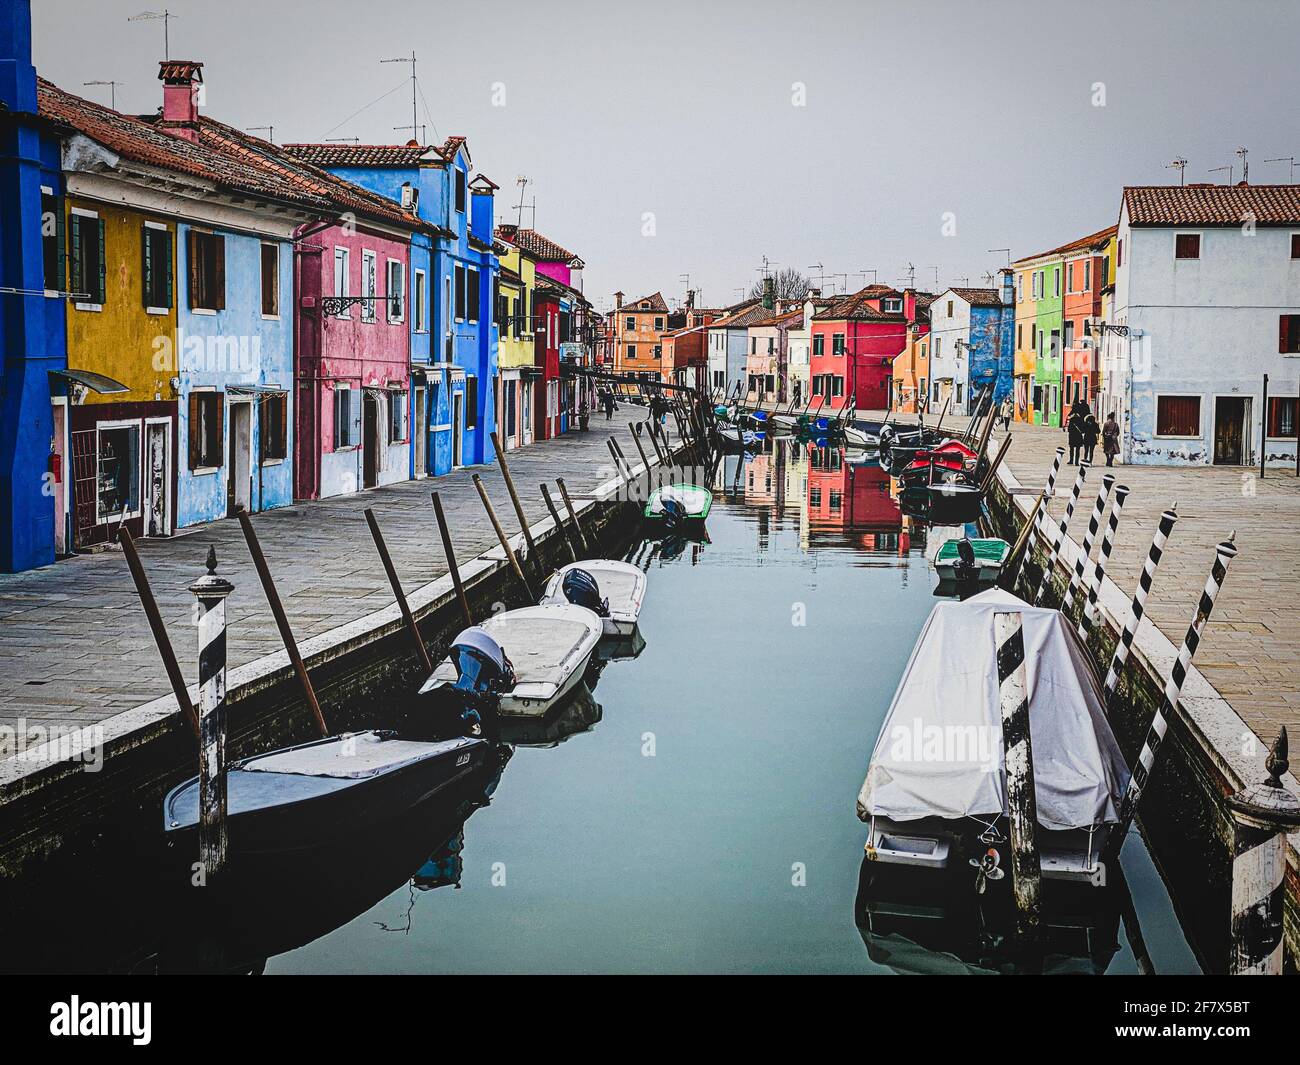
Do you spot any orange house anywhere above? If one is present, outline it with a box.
[891,323,930,413]
[612,291,671,381]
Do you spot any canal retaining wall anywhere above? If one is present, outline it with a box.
[0,472,651,880]
[986,463,1300,974]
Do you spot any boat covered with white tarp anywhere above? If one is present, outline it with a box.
[856,588,1130,885]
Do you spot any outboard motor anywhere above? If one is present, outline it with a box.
[659,496,687,530]
[561,567,610,618]
[434,627,516,738]
[953,537,979,584]
[879,424,896,451]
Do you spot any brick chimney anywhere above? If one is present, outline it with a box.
[762,275,775,310]
[685,288,695,310]
[158,59,203,141]
[614,291,624,309]
[497,222,518,241]
[903,287,916,321]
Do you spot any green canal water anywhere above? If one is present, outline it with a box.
[238,444,1198,975]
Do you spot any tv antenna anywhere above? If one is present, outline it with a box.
[1167,157,1188,185]
[1265,155,1297,182]
[1235,146,1249,183]
[807,262,825,288]
[513,176,533,228]
[128,10,177,60]
[83,80,123,110]
[756,255,778,278]
[987,248,1011,267]
[856,269,878,286]
[381,52,420,142]
[327,137,361,144]
[248,125,275,145]
[1208,164,1234,184]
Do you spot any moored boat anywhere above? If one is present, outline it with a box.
[933,537,1010,585]
[857,589,1130,889]
[540,559,647,637]
[645,483,713,524]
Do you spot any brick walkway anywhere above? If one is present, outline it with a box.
[0,410,645,740]
[858,407,1299,748]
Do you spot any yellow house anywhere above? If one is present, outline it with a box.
[494,237,538,449]
[61,194,180,550]
[1011,264,1038,422]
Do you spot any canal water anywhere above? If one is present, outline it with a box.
[249,440,1198,975]
[1,438,1203,974]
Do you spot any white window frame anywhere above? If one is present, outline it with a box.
[361,250,377,322]
[143,220,172,316]
[1174,230,1203,261]
[95,417,143,522]
[260,240,281,320]
[334,384,358,450]
[1153,392,1203,440]
[413,267,427,332]
[71,206,103,313]
[386,258,405,324]
[333,247,350,319]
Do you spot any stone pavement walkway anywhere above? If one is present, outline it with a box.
[857,408,1298,748]
[0,410,646,741]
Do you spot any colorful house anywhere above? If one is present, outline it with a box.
[1060,226,1117,411]
[706,300,767,398]
[746,305,802,404]
[810,286,929,413]
[493,236,536,450]
[923,275,1015,418]
[38,66,311,538]
[0,0,68,571]
[890,324,930,414]
[613,291,670,382]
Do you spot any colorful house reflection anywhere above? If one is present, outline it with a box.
[805,444,902,551]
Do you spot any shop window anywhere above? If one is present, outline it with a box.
[1155,395,1200,437]
[261,392,288,460]
[97,423,140,522]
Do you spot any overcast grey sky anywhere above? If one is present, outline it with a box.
[32,0,1300,310]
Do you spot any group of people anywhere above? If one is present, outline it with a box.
[1066,398,1121,467]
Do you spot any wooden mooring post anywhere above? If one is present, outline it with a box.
[994,609,1041,942]
[978,434,1013,495]
[189,547,233,881]
[555,477,590,555]
[1004,492,1045,585]
[541,483,577,565]
[490,431,541,580]
[1228,728,1300,975]
[473,473,535,599]
[118,527,200,740]
[431,491,473,630]
[628,422,651,475]
[364,508,434,675]
[237,511,328,738]
[1104,535,1238,864]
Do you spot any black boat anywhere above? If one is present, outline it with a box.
[163,731,490,854]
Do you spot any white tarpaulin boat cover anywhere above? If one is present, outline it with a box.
[857,589,1130,831]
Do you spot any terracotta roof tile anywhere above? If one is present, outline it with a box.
[281,142,445,168]
[1014,224,1117,265]
[947,287,1004,307]
[1123,184,1300,226]
[496,227,580,264]
[618,291,669,314]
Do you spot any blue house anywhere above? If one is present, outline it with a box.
[284,137,500,473]
[0,0,68,571]
[924,273,1015,418]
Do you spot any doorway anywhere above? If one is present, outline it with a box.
[452,391,464,468]
[413,386,426,477]
[227,401,252,515]
[363,393,380,488]
[51,401,68,556]
[1213,396,1249,465]
[521,380,533,445]
[505,378,517,446]
[143,419,170,536]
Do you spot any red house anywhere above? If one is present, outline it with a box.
[809,286,930,412]
[533,278,563,439]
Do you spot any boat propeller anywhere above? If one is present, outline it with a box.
[970,848,1005,895]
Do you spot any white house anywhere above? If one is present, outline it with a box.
[707,301,768,398]
[1103,184,1300,467]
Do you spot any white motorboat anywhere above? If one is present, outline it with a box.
[540,559,648,638]
[421,604,602,718]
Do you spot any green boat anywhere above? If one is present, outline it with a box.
[645,483,713,523]
[933,537,1010,584]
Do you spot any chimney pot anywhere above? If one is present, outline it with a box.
[158,59,203,141]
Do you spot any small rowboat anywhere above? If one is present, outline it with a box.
[933,537,1010,584]
[540,559,647,637]
[645,483,712,523]
[422,604,603,718]
[842,423,879,449]
[163,731,489,853]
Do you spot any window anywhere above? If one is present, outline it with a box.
[256,241,278,316]
[42,192,63,292]
[1279,315,1300,353]
[1156,395,1200,437]
[813,334,824,357]
[388,390,408,443]
[96,422,141,522]
[1053,268,1060,297]
[361,250,377,321]
[829,490,842,512]
[1083,260,1091,291]
[188,230,225,311]
[387,260,404,322]
[334,387,357,448]
[70,209,105,306]
[1016,274,1023,300]
[1116,239,1123,268]
[625,316,635,331]
[626,344,636,359]
[809,487,821,508]
[464,376,478,430]
[945,300,954,317]
[956,383,964,405]
[454,264,466,320]
[260,392,287,461]
[188,390,223,469]
[454,169,466,214]
[466,267,479,323]
[413,268,427,332]
[1017,324,1023,349]
[883,298,902,313]
[1064,319,1075,349]
[934,338,942,358]
[142,223,174,310]
[833,333,845,355]
[1031,273,1040,299]
[751,337,756,355]
[1175,233,1201,260]
[333,247,350,318]
[832,376,844,397]
[812,376,823,396]
[1268,397,1297,438]
[1292,234,1300,259]
[1066,264,1074,292]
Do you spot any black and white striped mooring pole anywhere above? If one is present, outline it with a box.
[1033,461,1088,607]
[190,545,233,881]
[1228,728,1300,975]
[994,609,1041,942]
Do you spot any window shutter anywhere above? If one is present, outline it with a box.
[1281,315,1290,354]
[188,391,202,468]
[188,230,199,307]
[164,231,174,308]
[69,213,83,296]
[142,226,153,308]
[214,392,225,461]
[97,217,106,304]
[55,201,66,291]
[213,236,226,311]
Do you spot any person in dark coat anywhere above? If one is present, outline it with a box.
[1066,406,1086,464]
[1102,412,1121,466]
[1082,412,1100,464]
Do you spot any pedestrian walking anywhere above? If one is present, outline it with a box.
[1082,412,1100,464]
[999,395,1013,431]
[1102,411,1120,467]
[1066,405,1086,465]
